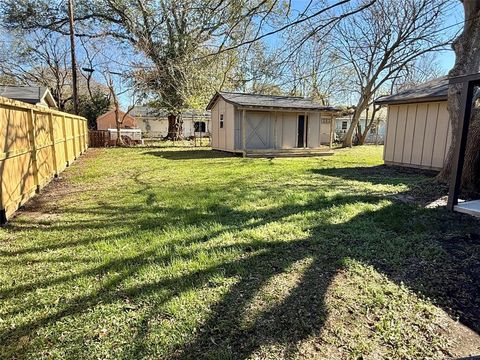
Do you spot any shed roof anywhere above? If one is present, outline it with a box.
[375,77,448,105]
[206,91,340,111]
[0,85,57,107]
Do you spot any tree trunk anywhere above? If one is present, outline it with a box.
[343,112,358,147]
[115,108,123,147]
[343,102,367,147]
[114,104,125,147]
[166,114,183,140]
[358,106,378,145]
[437,1,480,193]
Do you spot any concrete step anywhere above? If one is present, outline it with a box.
[246,151,334,158]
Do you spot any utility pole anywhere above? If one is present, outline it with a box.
[68,0,78,114]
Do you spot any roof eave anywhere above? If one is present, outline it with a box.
[206,92,220,110]
[375,95,447,105]
[41,89,58,108]
[235,105,341,112]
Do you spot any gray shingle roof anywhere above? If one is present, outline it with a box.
[206,91,340,111]
[0,85,51,105]
[375,77,448,105]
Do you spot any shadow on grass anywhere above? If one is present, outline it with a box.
[1,165,479,359]
[312,165,438,186]
[142,149,234,160]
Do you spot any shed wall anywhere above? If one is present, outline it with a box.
[231,110,332,151]
[210,100,335,153]
[211,97,235,152]
[383,101,450,170]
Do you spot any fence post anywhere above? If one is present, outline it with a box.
[27,109,40,193]
[71,117,77,159]
[62,114,70,166]
[80,119,85,152]
[48,112,59,176]
[84,121,88,150]
[85,121,89,149]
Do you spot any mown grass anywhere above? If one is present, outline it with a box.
[1,146,479,359]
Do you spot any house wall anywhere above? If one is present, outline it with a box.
[137,117,210,138]
[384,101,450,170]
[211,107,333,152]
[334,117,386,144]
[137,118,168,137]
[97,111,138,130]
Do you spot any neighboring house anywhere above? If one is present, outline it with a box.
[0,85,57,108]
[130,106,211,138]
[335,107,387,144]
[96,110,138,130]
[376,76,450,170]
[206,91,340,155]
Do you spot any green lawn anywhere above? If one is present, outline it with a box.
[1,146,479,359]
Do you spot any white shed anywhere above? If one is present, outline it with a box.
[376,77,450,171]
[206,92,340,156]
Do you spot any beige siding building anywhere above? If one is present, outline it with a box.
[376,77,450,170]
[130,106,210,138]
[206,92,340,156]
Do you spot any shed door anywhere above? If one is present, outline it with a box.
[297,115,308,148]
[246,112,270,149]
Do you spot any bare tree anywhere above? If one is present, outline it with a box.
[437,1,480,193]
[390,53,445,93]
[103,71,137,146]
[332,0,452,147]
[0,30,72,109]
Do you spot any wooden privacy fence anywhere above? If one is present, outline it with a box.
[0,96,88,223]
[89,130,110,147]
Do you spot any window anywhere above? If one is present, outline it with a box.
[194,121,206,132]
[219,114,224,128]
[342,121,348,130]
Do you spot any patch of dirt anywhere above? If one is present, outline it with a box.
[11,149,103,222]
[398,180,449,207]
[447,321,480,358]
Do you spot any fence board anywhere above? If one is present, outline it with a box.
[0,96,88,223]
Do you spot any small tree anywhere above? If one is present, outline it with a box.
[103,72,136,146]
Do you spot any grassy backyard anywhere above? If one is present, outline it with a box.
[1,146,479,359]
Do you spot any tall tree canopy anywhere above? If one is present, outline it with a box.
[1,0,290,138]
